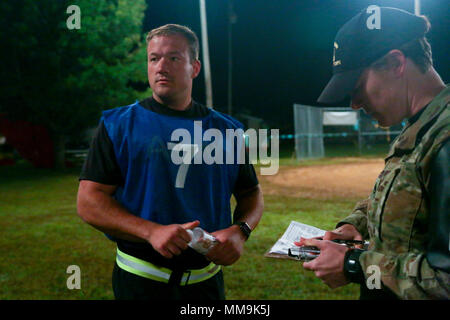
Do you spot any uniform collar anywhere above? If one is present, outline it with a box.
[386,85,449,160]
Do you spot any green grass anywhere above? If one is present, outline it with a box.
[225,194,359,299]
[0,160,360,300]
[0,162,116,299]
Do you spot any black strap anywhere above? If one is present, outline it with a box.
[168,269,186,286]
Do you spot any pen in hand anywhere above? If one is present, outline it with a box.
[329,239,366,245]
[294,237,368,248]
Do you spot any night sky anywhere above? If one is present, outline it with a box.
[144,0,449,132]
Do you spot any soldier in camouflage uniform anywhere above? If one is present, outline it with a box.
[299,7,449,299]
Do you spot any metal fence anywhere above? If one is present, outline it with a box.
[293,104,404,159]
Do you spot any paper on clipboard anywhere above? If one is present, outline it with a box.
[267,221,326,257]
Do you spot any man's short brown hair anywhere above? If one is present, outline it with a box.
[146,24,199,61]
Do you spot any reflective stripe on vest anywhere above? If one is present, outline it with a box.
[116,248,221,285]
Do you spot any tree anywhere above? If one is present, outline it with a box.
[0,0,150,168]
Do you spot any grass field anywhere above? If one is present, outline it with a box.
[0,152,383,300]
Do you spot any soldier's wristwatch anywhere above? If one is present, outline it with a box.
[344,248,365,284]
[234,221,252,240]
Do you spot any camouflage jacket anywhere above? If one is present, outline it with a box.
[339,86,450,299]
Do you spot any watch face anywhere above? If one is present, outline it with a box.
[348,259,357,268]
[344,249,365,284]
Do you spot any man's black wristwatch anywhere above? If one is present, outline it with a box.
[344,248,365,284]
[233,221,252,239]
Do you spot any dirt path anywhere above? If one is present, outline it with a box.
[259,158,385,200]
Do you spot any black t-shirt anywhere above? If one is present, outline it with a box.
[79,97,259,269]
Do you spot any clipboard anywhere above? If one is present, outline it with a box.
[264,220,326,261]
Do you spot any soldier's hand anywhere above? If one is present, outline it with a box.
[302,238,350,289]
[323,224,364,248]
[295,224,364,248]
[148,220,200,258]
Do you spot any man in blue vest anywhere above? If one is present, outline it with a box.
[77,24,264,300]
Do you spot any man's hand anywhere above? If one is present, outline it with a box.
[206,225,246,266]
[296,224,363,247]
[147,220,200,259]
[302,238,350,289]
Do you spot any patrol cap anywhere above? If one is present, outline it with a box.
[318,7,429,104]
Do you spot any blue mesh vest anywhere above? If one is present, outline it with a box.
[101,101,243,234]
